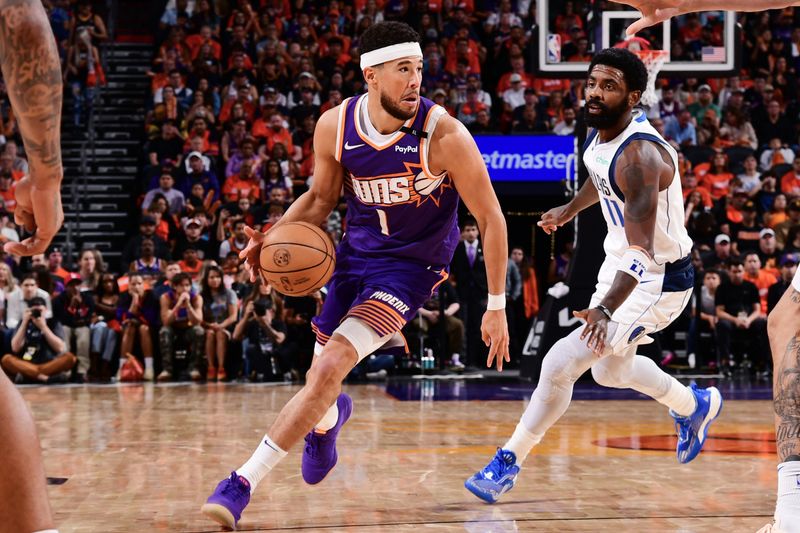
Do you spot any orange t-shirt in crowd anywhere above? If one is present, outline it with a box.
[354,0,386,9]
[252,121,295,153]
[0,184,16,212]
[222,175,262,203]
[183,129,219,155]
[781,171,800,196]
[218,99,256,124]
[459,100,488,119]
[683,186,714,209]
[155,220,169,242]
[185,35,222,60]
[744,270,778,314]
[151,72,169,94]
[700,172,734,200]
[533,78,571,96]
[178,260,202,281]
[51,266,71,282]
[767,211,788,228]
[445,42,482,74]
[726,205,743,224]
[496,72,535,94]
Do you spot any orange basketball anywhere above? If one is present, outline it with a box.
[259,221,336,296]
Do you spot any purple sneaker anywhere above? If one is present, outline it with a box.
[201,471,251,530]
[301,393,353,484]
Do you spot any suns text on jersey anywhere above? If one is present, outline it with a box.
[352,176,412,205]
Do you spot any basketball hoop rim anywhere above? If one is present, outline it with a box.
[632,50,670,64]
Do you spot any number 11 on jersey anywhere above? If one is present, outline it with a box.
[377,209,390,236]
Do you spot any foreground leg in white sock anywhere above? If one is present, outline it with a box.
[236,435,287,492]
[503,328,598,463]
[775,460,800,533]
[591,349,696,416]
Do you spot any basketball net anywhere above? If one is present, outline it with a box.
[632,50,669,107]
[614,39,669,108]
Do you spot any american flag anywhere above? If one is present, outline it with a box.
[701,46,726,62]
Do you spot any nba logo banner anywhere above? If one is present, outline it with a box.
[547,34,561,63]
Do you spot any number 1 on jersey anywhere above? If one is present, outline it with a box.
[377,208,390,236]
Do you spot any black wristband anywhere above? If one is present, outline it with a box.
[595,304,613,321]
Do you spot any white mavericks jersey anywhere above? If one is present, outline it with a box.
[583,109,693,272]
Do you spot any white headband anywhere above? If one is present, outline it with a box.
[360,42,423,69]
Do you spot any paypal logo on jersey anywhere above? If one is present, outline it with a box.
[395,145,418,154]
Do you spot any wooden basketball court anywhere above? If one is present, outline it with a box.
[25,381,776,532]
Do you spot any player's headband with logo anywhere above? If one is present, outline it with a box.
[360,42,423,70]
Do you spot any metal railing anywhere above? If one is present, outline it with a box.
[64,0,115,267]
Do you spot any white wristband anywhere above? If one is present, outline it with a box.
[618,246,652,283]
[793,267,800,292]
[487,293,506,310]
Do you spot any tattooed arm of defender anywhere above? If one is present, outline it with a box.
[769,288,800,462]
[0,0,64,255]
[598,140,669,313]
[577,140,671,354]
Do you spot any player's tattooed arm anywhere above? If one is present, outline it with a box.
[0,0,64,256]
[0,0,63,184]
[771,288,800,463]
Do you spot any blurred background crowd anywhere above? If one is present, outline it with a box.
[0,1,797,386]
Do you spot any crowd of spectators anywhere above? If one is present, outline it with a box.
[5,2,800,386]
[118,0,553,381]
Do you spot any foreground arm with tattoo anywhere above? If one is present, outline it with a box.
[769,288,800,462]
[0,4,62,531]
[0,0,64,256]
[760,285,800,531]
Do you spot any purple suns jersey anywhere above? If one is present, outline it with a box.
[333,94,460,267]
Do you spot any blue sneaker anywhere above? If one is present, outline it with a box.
[201,471,251,530]
[671,384,723,464]
[464,448,521,503]
[302,393,353,484]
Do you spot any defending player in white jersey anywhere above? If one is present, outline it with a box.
[465,48,723,503]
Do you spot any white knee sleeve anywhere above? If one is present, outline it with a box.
[521,327,598,436]
[333,318,392,362]
[591,346,636,389]
[534,335,592,402]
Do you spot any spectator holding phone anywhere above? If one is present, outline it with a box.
[233,287,287,382]
[0,296,76,384]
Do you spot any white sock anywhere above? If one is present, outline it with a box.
[502,422,542,464]
[315,401,339,432]
[144,357,153,371]
[236,435,287,493]
[656,376,697,417]
[775,461,800,533]
[33,530,59,533]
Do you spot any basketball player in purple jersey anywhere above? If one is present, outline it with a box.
[0,1,66,532]
[202,21,510,529]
